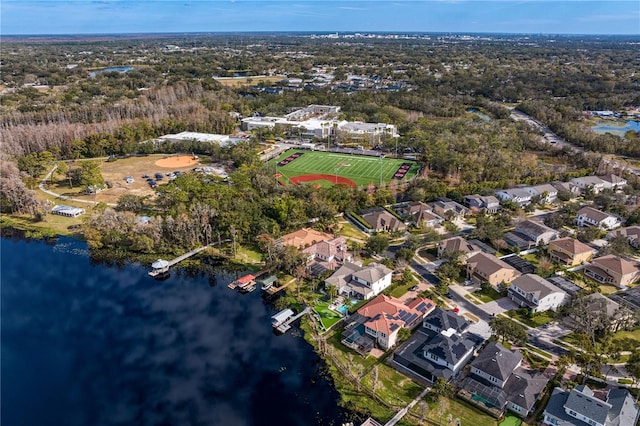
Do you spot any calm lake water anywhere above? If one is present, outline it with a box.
[89,66,134,77]
[1,236,348,426]
[590,119,640,136]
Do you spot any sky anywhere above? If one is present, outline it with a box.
[2,0,639,36]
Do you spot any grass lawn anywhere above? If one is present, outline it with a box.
[361,364,423,407]
[611,326,640,350]
[2,212,82,238]
[388,282,414,298]
[464,294,482,305]
[473,287,503,303]
[598,284,619,295]
[505,310,554,328]
[415,397,498,426]
[269,149,419,187]
[314,301,343,330]
[233,245,264,265]
[338,222,368,240]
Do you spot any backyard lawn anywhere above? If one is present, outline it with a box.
[337,221,368,240]
[314,301,344,330]
[412,396,498,426]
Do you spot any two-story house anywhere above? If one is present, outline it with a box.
[599,174,627,191]
[430,198,469,219]
[466,252,520,287]
[547,237,595,266]
[393,202,444,228]
[607,225,640,249]
[508,274,567,313]
[575,206,621,230]
[302,236,352,275]
[526,184,559,204]
[543,385,639,426]
[341,294,436,353]
[506,219,559,249]
[325,262,393,300]
[495,188,533,205]
[392,308,480,384]
[570,176,606,194]
[584,255,640,288]
[357,207,407,233]
[277,227,333,248]
[437,236,482,260]
[463,341,549,418]
[463,194,501,214]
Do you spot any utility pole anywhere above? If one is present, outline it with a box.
[379,153,383,188]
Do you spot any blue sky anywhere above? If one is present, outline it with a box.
[2,1,639,35]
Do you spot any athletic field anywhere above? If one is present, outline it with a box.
[268,150,420,187]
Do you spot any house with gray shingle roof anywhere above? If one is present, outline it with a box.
[575,206,621,230]
[508,274,567,312]
[571,176,606,194]
[543,385,639,426]
[462,341,548,417]
[324,262,393,300]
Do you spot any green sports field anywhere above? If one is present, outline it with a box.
[269,150,420,187]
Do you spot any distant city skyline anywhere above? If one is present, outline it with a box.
[2,1,639,36]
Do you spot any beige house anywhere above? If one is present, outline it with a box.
[584,255,640,288]
[277,228,333,249]
[466,252,520,287]
[547,237,594,266]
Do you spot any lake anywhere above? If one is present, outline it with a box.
[1,236,349,426]
[89,66,134,77]
[590,119,640,137]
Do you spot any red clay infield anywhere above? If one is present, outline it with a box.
[289,174,357,188]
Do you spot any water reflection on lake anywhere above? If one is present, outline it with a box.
[1,236,348,426]
[89,66,134,77]
[590,119,640,136]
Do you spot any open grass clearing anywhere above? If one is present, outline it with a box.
[314,301,344,330]
[214,75,285,87]
[505,310,554,328]
[412,396,498,426]
[338,222,368,240]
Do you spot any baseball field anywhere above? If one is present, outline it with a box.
[268,149,420,187]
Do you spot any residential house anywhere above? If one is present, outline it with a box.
[393,202,444,228]
[551,181,580,197]
[462,341,549,417]
[277,227,333,249]
[495,188,533,205]
[437,236,482,260]
[575,206,621,230]
[430,198,469,219]
[577,293,635,332]
[325,262,393,300]
[570,176,606,194]
[505,219,559,249]
[463,194,501,214]
[508,274,567,313]
[547,237,595,266]
[341,295,436,353]
[599,174,627,191]
[392,308,480,383]
[543,385,639,426]
[607,225,640,249]
[584,255,640,288]
[357,207,407,233]
[526,184,559,204]
[466,252,520,287]
[303,236,352,275]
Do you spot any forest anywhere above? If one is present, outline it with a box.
[1,33,639,252]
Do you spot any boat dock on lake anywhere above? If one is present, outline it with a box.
[148,240,230,277]
[272,307,311,334]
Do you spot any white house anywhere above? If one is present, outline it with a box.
[508,274,567,313]
[495,188,533,205]
[575,206,621,230]
[526,184,559,203]
[570,176,606,194]
[325,262,393,300]
[599,174,627,190]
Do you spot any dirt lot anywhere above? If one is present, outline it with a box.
[49,154,205,205]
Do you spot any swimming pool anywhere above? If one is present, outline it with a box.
[336,305,348,315]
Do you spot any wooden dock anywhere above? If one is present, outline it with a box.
[275,307,311,333]
[149,240,231,277]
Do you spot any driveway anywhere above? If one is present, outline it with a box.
[480,297,519,315]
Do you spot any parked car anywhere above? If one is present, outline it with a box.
[409,285,419,291]
[154,173,164,180]
[125,176,134,184]
[445,293,454,300]
[142,174,150,179]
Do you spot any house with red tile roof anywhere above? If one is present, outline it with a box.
[342,294,436,353]
[276,228,333,249]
